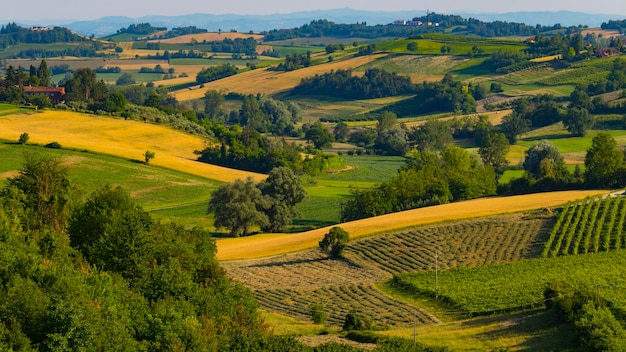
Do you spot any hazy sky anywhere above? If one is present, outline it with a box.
[7,0,626,21]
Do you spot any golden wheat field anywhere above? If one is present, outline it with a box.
[150,32,264,44]
[0,110,265,183]
[216,190,608,260]
[171,54,388,100]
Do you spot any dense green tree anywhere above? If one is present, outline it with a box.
[375,126,409,155]
[258,167,307,232]
[203,89,224,120]
[563,107,594,137]
[478,132,510,176]
[37,59,50,87]
[584,132,624,187]
[319,227,349,258]
[69,185,140,253]
[64,68,108,103]
[569,87,594,111]
[376,111,397,132]
[409,120,453,151]
[499,112,530,144]
[208,177,270,237]
[240,94,266,131]
[334,121,349,142]
[4,153,74,233]
[305,122,334,149]
[102,92,127,112]
[523,140,568,180]
[115,73,136,86]
[28,65,39,86]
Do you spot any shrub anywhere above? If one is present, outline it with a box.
[44,141,62,149]
[319,227,349,258]
[343,310,372,331]
[144,150,155,164]
[18,132,29,144]
[310,304,327,324]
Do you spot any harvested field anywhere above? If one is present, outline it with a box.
[0,110,264,183]
[171,54,388,100]
[254,284,436,328]
[347,214,550,274]
[149,32,264,44]
[224,214,552,328]
[216,190,608,260]
[581,29,622,39]
[222,250,389,291]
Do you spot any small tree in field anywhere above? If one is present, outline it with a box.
[144,151,155,164]
[319,227,349,258]
[310,304,327,324]
[18,132,29,144]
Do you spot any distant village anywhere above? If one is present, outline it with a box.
[391,19,440,27]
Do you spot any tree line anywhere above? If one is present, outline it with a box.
[263,15,587,41]
[292,68,414,99]
[0,23,89,48]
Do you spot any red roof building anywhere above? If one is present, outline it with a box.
[23,86,65,104]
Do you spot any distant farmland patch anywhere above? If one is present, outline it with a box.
[149,32,264,44]
[172,54,388,100]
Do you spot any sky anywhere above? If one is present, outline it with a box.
[6,0,626,21]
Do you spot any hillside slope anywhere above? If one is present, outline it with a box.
[0,110,265,183]
[217,190,607,260]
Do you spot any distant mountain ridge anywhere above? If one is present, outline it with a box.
[3,8,624,37]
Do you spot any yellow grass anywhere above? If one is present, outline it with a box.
[150,32,264,44]
[172,54,388,100]
[530,54,563,63]
[0,110,265,183]
[217,190,607,260]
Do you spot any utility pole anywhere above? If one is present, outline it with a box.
[435,253,439,299]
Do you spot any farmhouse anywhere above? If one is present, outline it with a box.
[23,86,65,104]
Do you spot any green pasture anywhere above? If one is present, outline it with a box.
[394,249,626,315]
[169,57,274,66]
[0,141,220,223]
[0,142,407,232]
[96,72,164,84]
[270,45,324,56]
[0,43,91,58]
[498,82,575,97]
[376,38,526,56]
[519,128,626,154]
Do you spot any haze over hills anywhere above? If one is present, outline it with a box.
[3,8,624,37]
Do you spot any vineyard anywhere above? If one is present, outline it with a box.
[394,249,626,316]
[224,214,554,328]
[347,214,551,274]
[542,195,626,257]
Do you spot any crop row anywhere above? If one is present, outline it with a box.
[394,249,626,315]
[543,196,626,257]
[254,284,437,328]
[347,216,549,275]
